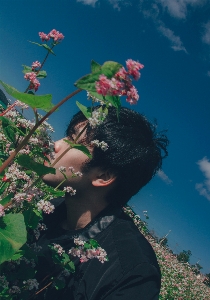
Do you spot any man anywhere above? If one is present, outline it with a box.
[36,106,168,299]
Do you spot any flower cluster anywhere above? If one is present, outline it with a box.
[69,166,83,177]
[31,61,41,70]
[33,222,47,240]
[95,59,144,105]
[69,238,108,264]
[37,199,55,214]
[53,243,65,256]
[88,110,107,128]
[23,279,39,291]
[24,71,40,91]
[39,29,64,43]
[63,186,76,196]
[91,140,108,151]
[123,205,210,299]
[0,204,5,217]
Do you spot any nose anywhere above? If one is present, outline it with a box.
[54,139,65,153]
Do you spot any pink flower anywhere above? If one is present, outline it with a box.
[48,29,64,42]
[126,86,139,105]
[31,61,41,70]
[24,72,40,91]
[39,32,50,42]
[96,75,112,96]
[126,59,144,80]
[0,204,5,217]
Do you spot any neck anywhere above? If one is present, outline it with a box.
[62,193,108,230]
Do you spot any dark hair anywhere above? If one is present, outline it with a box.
[66,106,169,206]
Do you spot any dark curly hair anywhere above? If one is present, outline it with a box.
[66,106,169,206]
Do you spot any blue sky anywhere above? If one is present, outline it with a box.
[0,0,210,273]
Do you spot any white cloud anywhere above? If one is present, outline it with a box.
[157,0,205,19]
[196,157,210,201]
[202,20,210,45]
[77,0,98,6]
[157,170,173,185]
[158,23,187,53]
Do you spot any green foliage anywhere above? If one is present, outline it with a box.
[23,206,42,229]
[177,250,192,263]
[29,41,56,55]
[76,101,92,119]
[17,154,56,176]
[0,81,54,112]
[0,213,27,264]
[90,60,101,72]
[75,60,122,92]
[63,139,92,159]
[0,116,25,144]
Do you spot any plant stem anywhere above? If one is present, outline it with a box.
[0,88,82,174]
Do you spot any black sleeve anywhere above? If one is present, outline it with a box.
[102,263,161,300]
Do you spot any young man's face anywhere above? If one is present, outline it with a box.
[42,122,92,191]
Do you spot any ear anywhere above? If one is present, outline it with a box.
[92,170,116,187]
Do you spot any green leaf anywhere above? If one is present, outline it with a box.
[11,250,25,261]
[3,125,16,144]
[29,41,56,55]
[101,61,122,79]
[91,60,101,73]
[42,44,56,55]
[0,182,9,194]
[63,140,92,159]
[0,81,54,112]
[83,242,91,250]
[43,185,65,198]
[89,239,99,248]
[75,60,122,92]
[23,207,42,229]
[36,70,47,79]
[76,101,92,119]
[17,154,56,176]
[54,278,65,290]
[0,193,14,206]
[75,72,101,92]
[22,65,32,74]
[0,213,27,264]
[0,116,25,144]
[65,261,75,273]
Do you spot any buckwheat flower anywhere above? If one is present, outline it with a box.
[14,100,29,109]
[48,29,64,42]
[0,204,5,217]
[9,285,21,294]
[88,110,107,128]
[95,74,112,96]
[59,166,66,172]
[53,243,65,256]
[126,59,144,80]
[69,166,75,173]
[74,171,83,177]
[63,186,76,196]
[31,60,41,70]
[0,275,9,288]
[74,238,85,247]
[126,86,139,105]
[23,279,39,291]
[91,140,108,151]
[39,31,50,41]
[37,199,55,214]
[24,72,40,91]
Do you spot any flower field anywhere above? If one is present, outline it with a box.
[124,206,210,300]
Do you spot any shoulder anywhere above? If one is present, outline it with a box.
[98,211,160,276]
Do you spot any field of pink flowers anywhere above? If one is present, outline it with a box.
[124,206,210,300]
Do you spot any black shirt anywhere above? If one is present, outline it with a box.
[35,198,161,300]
